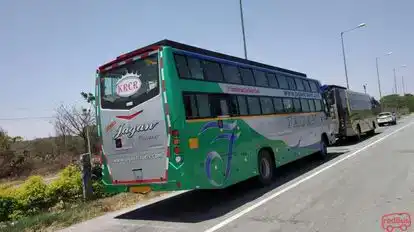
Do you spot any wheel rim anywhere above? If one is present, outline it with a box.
[260,158,270,178]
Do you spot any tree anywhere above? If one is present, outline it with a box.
[0,128,23,151]
[54,104,96,153]
[81,92,96,105]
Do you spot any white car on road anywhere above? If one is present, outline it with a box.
[377,112,397,126]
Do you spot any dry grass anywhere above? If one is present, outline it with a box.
[0,191,166,232]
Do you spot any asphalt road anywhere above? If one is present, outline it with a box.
[60,115,414,232]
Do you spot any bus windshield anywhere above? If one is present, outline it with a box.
[100,53,159,110]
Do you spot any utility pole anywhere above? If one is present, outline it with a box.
[363,84,367,94]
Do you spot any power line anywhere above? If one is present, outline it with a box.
[0,116,54,121]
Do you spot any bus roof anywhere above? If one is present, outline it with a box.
[98,39,307,77]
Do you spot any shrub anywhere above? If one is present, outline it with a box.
[15,176,51,215]
[47,164,82,203]
[0,187,19,222]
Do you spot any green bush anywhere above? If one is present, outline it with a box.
[15,176,51,215]
[47,164,82,203]
[0,163,113,222]
[0,195,17,222]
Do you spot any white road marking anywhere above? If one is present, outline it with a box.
[205,119,414,232]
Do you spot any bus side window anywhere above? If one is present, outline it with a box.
[300,98,310,112]
[286,77,297,90]
[314,99,322,112]
[309,81,318,92]
[308,99,316,112]
[230,95,240,116]
[196,94,211,117]
[303,80,312,92]
[247,96,261,115]
[277,75,289,89]
[209,94,230,117]
[187,57,204,80]
[202,60,224,82]
[221,63,242,84]
[267,73,279,88]
[183,94,199,119]
[282,98,293,112]
[295,78,305,91]
[237,96,249,115]
[174,54,191,78]
[239,67,256,86]
[273,97,284,113]
[253,70,269,87]
[292,98,301,112]
[259,97,274,114]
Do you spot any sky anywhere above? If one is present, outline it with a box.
[0,0,413,139]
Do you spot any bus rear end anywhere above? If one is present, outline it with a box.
[97,47,169,192]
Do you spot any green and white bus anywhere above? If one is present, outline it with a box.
[95,40,335,193]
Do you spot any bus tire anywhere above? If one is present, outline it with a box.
[355,125,362,141]
[257,149,275,186]
[317,134,329,160]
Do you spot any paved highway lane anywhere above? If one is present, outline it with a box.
[60,115,414,232]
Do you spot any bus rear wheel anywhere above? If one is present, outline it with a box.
[257,149,275,186]
[317,135,329,160]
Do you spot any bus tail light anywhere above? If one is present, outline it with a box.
[173,139,180,145]
[171,130,179,137]
[174,147,180,154]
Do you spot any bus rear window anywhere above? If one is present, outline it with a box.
[100,54,159,110]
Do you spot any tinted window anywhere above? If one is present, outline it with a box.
[267,73,279,88]
[187,57,204,80]
[202,60,223,82]
[308,99,316,112]
[254,70,269,87]
[100,54,159,110]
[230,96,239,115]
[174,54,191,78]
[247,96,261,114]
[277,75,289,89]
[283,98,293,112]
[292,99,301,112]
[240,68,255,86]
[286,77,297,90]
[260,97,274,114]
[221,64,242,84]
[301,98,310,112]
[183,94,198,118]
[303,80,311,92]
[209,95,230,116]
[295,78,305,91]
[237,96,249,115]
[309,80,318,92]
[273,97,284,112]
[196,94,211,117]
[314,100,322,111]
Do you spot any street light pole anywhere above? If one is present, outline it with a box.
[363,84,367,94]
[340,32,349,89]
[239,0,248,59]
[375,57,382,98]
[375,52,392,100]
[393,65,407,95]
[393,68,397,94]
[340,23,367,89]
[402,76,406,95]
